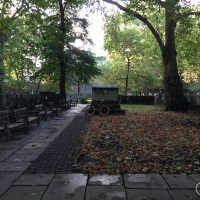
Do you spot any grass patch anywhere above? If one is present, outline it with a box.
[121,104,162,112]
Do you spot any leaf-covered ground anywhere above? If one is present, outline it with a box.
[74,109,200,174]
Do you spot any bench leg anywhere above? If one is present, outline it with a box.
[26,119,31,132]
[5,130,10,142]
[38,118,40,126]
[24,125,28,134]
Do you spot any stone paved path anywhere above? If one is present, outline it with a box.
[0,173,200,200]
[0,104,200,200]
[26,115,89,173]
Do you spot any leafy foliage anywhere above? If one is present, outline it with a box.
[1,0,101,93]
[176,15,200,84]
[102,0,200,111]
[102,12,163,93]
[101,3,200,94]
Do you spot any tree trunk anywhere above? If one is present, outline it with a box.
[124,57,130,97]
[77,82,80,95]
[59,56,66,100]
[35,76,42,94]
[0,32,5,109]
[59,0,66,101]
[163,0,188,111]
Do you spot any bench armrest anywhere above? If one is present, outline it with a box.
[0,121,7,126]
[28,110,39,115]
[0,121,8,129]
[11,115,27,123]
[15,114,28,118]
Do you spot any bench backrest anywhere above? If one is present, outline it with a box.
[48,101,55,108]
[35,104,45,111]
[12,107,27,117]
[0,110,10,123]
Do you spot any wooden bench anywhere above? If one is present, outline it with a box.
[11,107,40,130]
[69,99,78,107]
[47,102,62,116]
[31,104,53,121]
[0,121,8,141]
[0,110,27,141]
[58,100,71,111]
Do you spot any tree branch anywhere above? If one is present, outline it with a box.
[103,0,165,54]
[11,0,27,20]
[63,2,67,11]
[2,0,7,12]
[154,0,166,7]
[177,11,200,21]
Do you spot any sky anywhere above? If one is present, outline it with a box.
[87,12,107,57]
[80,0,200,57]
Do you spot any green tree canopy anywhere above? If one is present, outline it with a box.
[102,0,200,111]
[102,12,162,94]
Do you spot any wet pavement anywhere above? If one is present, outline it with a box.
[26,115,89,173]
[0,172,200,200]
[0,104,200,200]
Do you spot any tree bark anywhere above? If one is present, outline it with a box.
[59,55,66,100]
[77,82,80,95]
[35,76,42,94]
[125,57,130,97]
[163,0,188,111]
[0,32,5,109]
[58,0,66,101]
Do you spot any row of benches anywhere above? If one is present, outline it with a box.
[0,100,77,141]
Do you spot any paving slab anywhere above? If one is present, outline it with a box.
[6,154,40,162]
[0,172,22,196]
[49,121,64,126]
[126,189,172,200]
[14,174,54,186]
[0,186,47,200]
[89,174,123,185]
[0,135,32,145]
[0,150,15,161]
[0,144,21,150]
[162,174,196,189]
[189,175,200,184]
[28,137,55,143]
[0,161,31,172]
[169,190,199,200]
[41,173,88,200]
[124,174,169,189]
[30,135,54,139]
[22,143,49,149]
[14,148,44,155]
[85,186,127,200]
[34,127,59,135]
